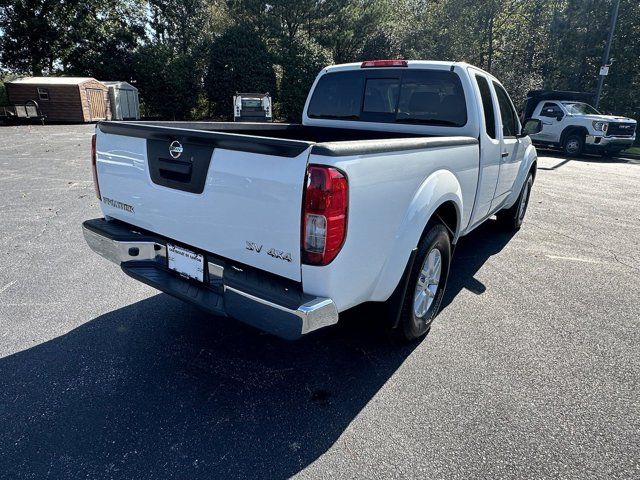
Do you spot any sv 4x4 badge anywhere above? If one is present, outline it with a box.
[246,241,292,262]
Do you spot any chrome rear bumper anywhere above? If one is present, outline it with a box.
[83,227,167,265]
[82,219,338,340]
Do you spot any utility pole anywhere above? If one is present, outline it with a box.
[595,0,620,109]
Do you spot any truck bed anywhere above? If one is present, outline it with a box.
[111,121,423,142]
[99,121,475,158]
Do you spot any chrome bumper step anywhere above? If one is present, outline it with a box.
[82,218,339,340]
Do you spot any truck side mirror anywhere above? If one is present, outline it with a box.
[555,113,564,121]
[520,118,542,137]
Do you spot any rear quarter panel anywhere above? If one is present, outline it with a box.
[302,142,479,311]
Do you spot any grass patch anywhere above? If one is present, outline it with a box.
[625,146,640,155]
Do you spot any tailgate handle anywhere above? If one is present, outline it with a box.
[158,158,192,182]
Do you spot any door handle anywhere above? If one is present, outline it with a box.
[158,158,192,182]
[501,152,509,158]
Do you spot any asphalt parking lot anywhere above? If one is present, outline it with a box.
[0,124,638,479]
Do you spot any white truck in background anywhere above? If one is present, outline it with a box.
[524,90,636,157]
[83,60,541,341]
[233,93,272,122]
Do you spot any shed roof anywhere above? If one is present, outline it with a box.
[8,77,97,85]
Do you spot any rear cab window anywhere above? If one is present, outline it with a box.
[308,69,467,127]
[363,78,400,114]
[306,71,362,120]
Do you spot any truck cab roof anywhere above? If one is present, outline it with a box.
[322,60,493,77]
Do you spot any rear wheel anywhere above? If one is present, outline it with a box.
[563,133,584,157]
[397,222,451,341]
[496,172,533,231]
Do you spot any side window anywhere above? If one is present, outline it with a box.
[37,88,49,101]
[474,75,496,139]
[540,102,563,118]
[493,82,518,137]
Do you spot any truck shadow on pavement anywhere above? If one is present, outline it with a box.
[441,218,517,308]
[0,294,418,479]
[0,220,513,480]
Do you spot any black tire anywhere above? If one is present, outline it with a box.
[563,133,584,157]
[397,222,451,342]
[496,172,533,231]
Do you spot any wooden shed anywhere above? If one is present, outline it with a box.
[6,77,112,122]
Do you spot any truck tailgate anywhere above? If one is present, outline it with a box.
[95,123,314,281]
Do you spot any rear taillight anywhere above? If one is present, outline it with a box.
[91,134,101,200]
[361,59,408,68]
[302,166,348,266]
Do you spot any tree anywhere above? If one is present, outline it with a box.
[0,0,67,75]
[598,0,640,120]
[279,36,331,120]
[0,0,638,129]
[205,23,276,118]
[134,0,226,119]
[265,0,317,45]
[315,0,394,63]
[133,43,203,120]
[61,0,146,81]
[148,0,220,54]
[0,0,145,79]
[0,80,7,106]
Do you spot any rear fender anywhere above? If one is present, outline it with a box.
[371,169,463,301]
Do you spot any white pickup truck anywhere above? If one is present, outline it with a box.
[84,60,541,341]
[523,90,637,157]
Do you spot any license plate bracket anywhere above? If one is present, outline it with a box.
[167,243,204,282]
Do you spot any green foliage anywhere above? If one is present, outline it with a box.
[205,23,276,119]
[0,80,7,106]
[279,37,331,121]
[0,0,146,77]
[314,0,395,63]
[148,0,220,54]
[0,0,67,75]
[598,0,640,126]
[361,31,403,61]
[0,73,17,106]
[131,0,222,119]
[0,0,639,125]
[133,43,204,120]
[61,0,147,81]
